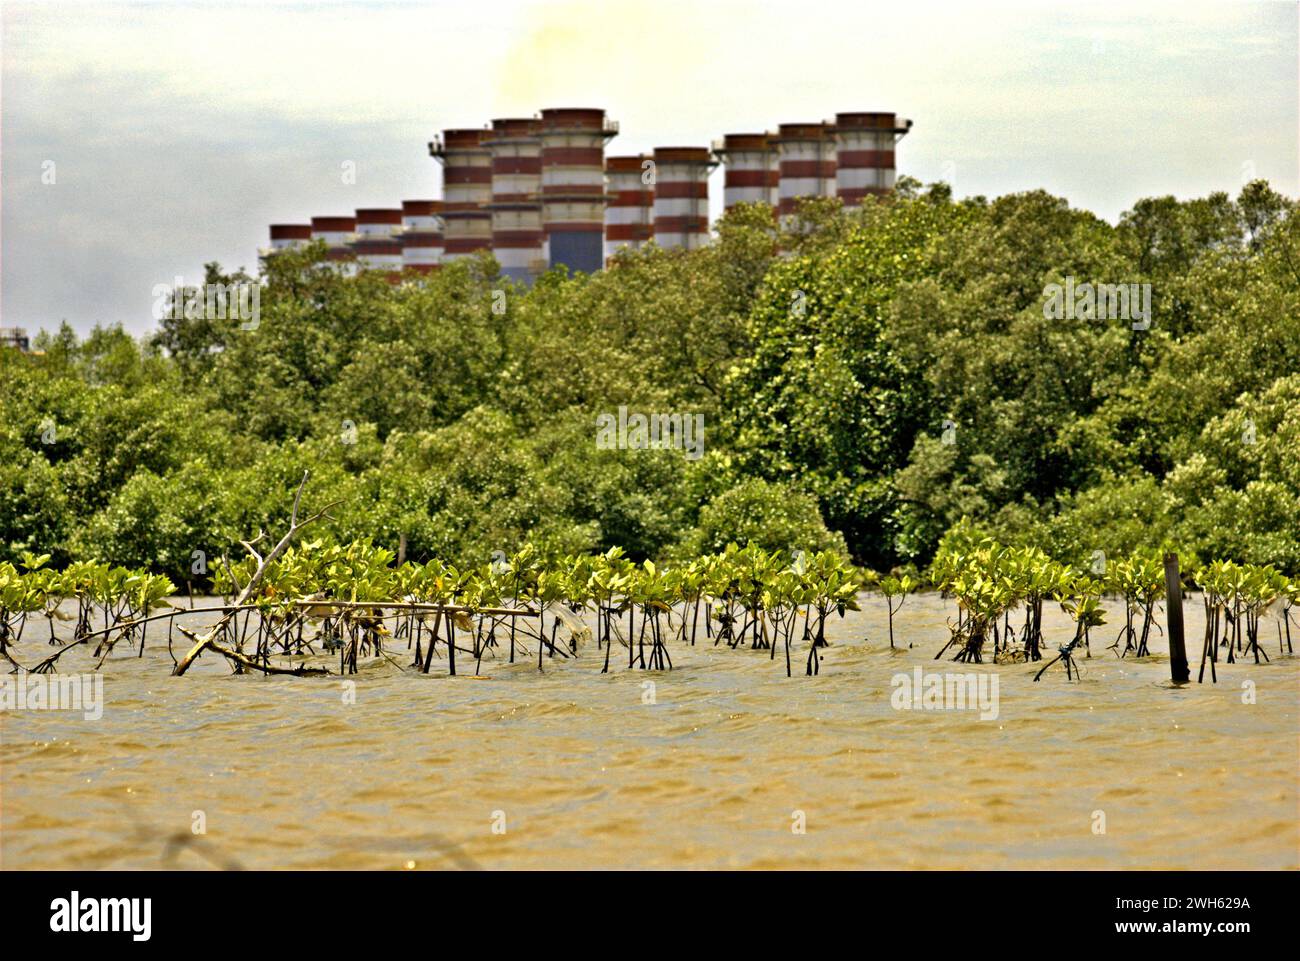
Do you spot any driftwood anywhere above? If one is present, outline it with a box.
[291,600,537,617]
[1034,636,1082,681]
[28,600,535,675]
[173,624,328,676]
[173,471,338,677]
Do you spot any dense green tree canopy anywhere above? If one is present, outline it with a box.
[2,180,1296,581]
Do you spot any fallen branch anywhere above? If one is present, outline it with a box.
[175,624,329,677]
[173,471,339,677]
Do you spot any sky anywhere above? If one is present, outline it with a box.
[1,0,1297,337]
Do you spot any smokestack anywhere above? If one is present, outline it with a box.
[773,122,837,219]
[834,112,912,205]
[484,117,544,284]
[267,224,312,251]
[310,215,355,246]
[354,208,403,236]
[651,147,714,250]
[401,200,444,274]
[430,128,493,262]
[350,208,404,277]
[538,107,617,274]
[713,134,778,212]
[311,216,358,274]
[604,155,654,261]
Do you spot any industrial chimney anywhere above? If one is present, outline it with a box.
[430,128,493,262]
[713,134,779,212]
[401,200,444,274]
[538,108,618,274]
[604,155,654,261]
[772,122,837,219]
[833,112,912,205]
[484,118,545,284]
[311,216,358,274]
[267,224,313,252]
[350,208,404,277]
[651,147,715,250]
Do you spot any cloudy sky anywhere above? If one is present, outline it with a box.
[2,0,1296,337]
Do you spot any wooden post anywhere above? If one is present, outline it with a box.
[1164,553,1189,684]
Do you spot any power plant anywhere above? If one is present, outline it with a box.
[265,108,911,282]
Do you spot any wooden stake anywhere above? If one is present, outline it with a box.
[1164,553,1189,684]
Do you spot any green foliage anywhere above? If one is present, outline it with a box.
[675,478,847,558]
[2,182,1298,579]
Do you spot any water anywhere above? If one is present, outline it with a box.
[2,594,1296,869]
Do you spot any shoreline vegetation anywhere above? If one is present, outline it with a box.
[2,474,1293,684]
[3,184,1298,689]
[3,183,1298,590]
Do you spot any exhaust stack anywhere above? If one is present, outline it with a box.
[267,224,312,252]
[604,155,654,261]
[430,129,493,262]
[714,134,778,212]
[351,208,404,277]
[772,122,837,220]
[539,108,617,274]
[484,118,545,284]
[834,112,912,205]
[311,215,358,274]
[401,200,444,274]
[651,147,715,250]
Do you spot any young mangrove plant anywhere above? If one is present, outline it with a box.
[931,545,1015,663]
[1105,553,1165,658]
[1035,594,1106,682]
[1195,560,1290,676]
[879,574,916,649]
[7,476,1291,689]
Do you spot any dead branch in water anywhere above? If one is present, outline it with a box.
[174,624,330,676]
[173,471,339,677]
[293,600,537,617]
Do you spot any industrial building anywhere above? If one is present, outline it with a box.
[1,327,32,352]
[263,108,910,283]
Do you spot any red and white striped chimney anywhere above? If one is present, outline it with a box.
[311,216,357,272]
[773,122,837,219]
[714,134,779,212]
[430,128,493,262]
[604,155,654,261]
[484,117,544,284]
[311,215,355,247]
[350,208,404,276]
[538,108,617,274]
[354,208,403,237]
[834,112,913,205]
[267,224,312,252]
[652,147,714,250]
[401,200,444,274]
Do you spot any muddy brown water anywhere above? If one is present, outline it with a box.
[1,593,1296,870]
